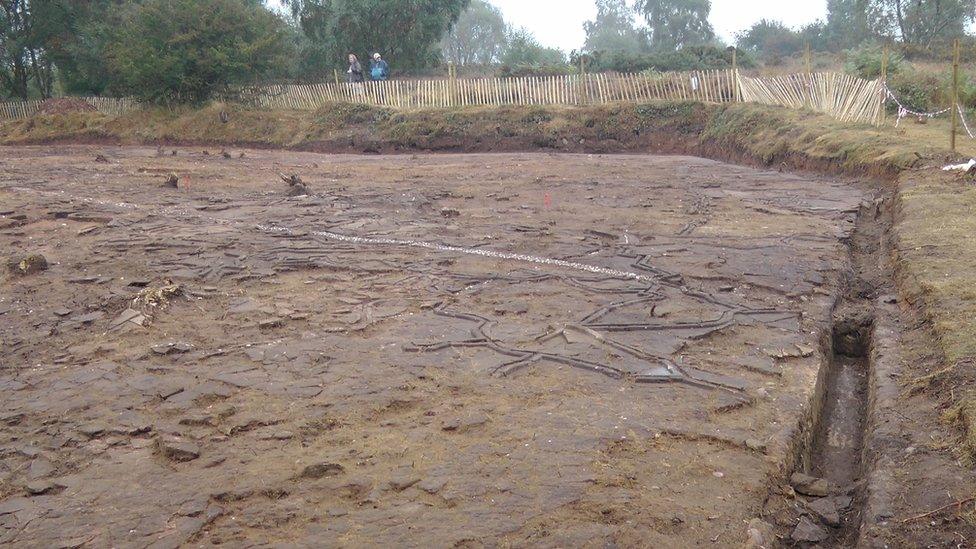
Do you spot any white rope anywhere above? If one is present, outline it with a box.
[959,104,976,139]
[257,224,657,283]
[3,185,656,284]
[882,84,951,119]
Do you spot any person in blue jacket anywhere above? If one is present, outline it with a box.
[370,53,390,81]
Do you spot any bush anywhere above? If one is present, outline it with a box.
[106,0,293,103]
[573,46,756,74]
[845,43,903,79]
[887,70,940,112]
[497,64,575,77]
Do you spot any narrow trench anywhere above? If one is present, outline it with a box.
[792,196,884,546]
[807,312,874,546]
[811,318,872,488]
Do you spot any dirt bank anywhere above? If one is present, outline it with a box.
[0,101,955,178]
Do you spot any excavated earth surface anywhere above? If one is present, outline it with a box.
[0,145,871,547]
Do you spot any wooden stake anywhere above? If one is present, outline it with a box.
[448,63,456,107]
[579,55,587,105]
[804,42,812,107]
[952,38,961,152]
[731,49,740,102]
[880,43,889,126]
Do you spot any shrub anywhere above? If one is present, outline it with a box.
[573,46,756,74]
[106,0,292,103]
[887,70,939,112]
[845,43,903,79]
[497,64,575,77]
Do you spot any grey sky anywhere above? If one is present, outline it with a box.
[268,1,830,52]
[488,0,828,52]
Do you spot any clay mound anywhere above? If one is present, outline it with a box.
[36,98,97,116]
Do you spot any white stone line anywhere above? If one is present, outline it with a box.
[257,224,656,283]
[3,185,653,283]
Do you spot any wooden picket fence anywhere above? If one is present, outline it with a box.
[0,71,885,126]
[249,70,739,110]
[739,72,884,125]
[0,96,137,120]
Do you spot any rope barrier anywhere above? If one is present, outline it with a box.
[882,84,951,118]
[882,82,976,140]
[959,104,976,139]
[883,83,951,128]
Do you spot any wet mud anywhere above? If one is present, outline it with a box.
[0,146,870,546]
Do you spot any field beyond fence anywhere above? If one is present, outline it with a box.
[0,70,884,126]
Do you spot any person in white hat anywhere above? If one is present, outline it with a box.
[370,53,390,81]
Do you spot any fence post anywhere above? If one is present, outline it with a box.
[448,63,456,107]
[579,55,588,106]
[333,69,340,86]
[731,47,740,102]
[880,44,889,126]
[952,38,961,152]
[804,42,812,108]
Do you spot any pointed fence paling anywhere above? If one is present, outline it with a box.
[738,72,884,125]
[0,96,137,120]
[0,72,886,127]
[247,70,741,110]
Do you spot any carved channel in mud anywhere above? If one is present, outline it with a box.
[793,196,884,546]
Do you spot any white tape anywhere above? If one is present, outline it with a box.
[257,224,657,283]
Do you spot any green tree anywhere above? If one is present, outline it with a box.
[105,0,292,103]
[583,0,648,54]
[826,0,872,48]
[501,27,566,66]
[287,0,470,72]
[0,0,54,99]
[867,0,975,46]
[736,19,806,57]
[634,0,715,51]
[29,0,119,95]
[442,0,507,66]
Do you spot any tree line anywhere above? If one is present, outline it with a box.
[0,0,472,102]
[2,0,975,104]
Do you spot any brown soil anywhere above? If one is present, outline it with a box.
[0,145,871,546]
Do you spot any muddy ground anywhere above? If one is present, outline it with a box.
[0,146,872,546]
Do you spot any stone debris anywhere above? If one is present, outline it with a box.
[25,480,59,495]
[258,318,285,330]
[790,472,833,497]
[164,174,180,188]
[387,469,421,491]
[69,311,104,325]
[744,518,776,549]
[151,342,193,355]
[258,430,294,441]
[28,457,55,479]
[417,477,448,494]
[440,208,460,218]
[804,496,844,527]
[94,154,109,163]
[158,438,201,462]
[764,343,815,360]
[441,413,489,433]
[109,308,148,332]
[8,254,49,275]
[791,516,829,543]
[299,462,344,479]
